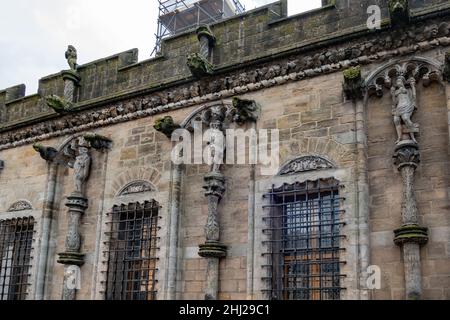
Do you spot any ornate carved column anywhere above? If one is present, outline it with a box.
[176,99,259,300]
[57,137,91,300]
[187,25,216,78]
[34,134,111,300]
[393,143,428,300]
[62,45,80,103]
[366,60,440,300]
[45,45,80,114]
[199,172,227,300]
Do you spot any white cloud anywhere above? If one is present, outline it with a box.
[0,0,320,94]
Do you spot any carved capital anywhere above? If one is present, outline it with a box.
[343,66,365,100]
[62,69,81,85]
[45,94,75,114]
[154,116,180,138]
[393,142,420,169]
[187,53,214,78]
[203,172,226,199]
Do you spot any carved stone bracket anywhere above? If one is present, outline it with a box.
[33,144,58,161]
[443,51,450,82]
[83,133,112,150]
[389,0,410,26]
[343,66,365,100]
[231,97,260,125]
[187,53,214,78]
[45,94,75,114]
[154,116,180,138]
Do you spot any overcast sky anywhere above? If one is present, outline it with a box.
[0,0,321,95]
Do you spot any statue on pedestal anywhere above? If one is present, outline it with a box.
[391,76,419,144]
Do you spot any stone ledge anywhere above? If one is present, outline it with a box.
[394,224,429,246]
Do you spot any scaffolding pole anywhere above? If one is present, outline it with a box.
[151,0,245,56]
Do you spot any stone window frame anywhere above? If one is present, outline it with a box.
[0,202,41,300]
[94,181,169,300]
[252,158,358,300]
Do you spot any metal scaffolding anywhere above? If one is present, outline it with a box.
[151,0,245,56]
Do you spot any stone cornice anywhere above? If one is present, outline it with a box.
[1,17,450,151]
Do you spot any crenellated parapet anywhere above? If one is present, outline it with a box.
[1,1,450,150]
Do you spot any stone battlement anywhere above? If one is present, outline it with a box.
[0,0,449,131]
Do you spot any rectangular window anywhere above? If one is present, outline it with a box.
[263,179,344,300]
[105,201,159,300]
[0,217,35,300]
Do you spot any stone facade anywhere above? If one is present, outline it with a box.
[1,0,450,300]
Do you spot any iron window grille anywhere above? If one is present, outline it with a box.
[262,179,346,300]
[105,201,160,300]
[0,216,35,300]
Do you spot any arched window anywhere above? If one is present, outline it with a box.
[263,178,345,300]
[0,216,35,300]
[105,201,159,300]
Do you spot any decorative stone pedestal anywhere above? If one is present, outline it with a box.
[393,141,428,300]
[62,70,80,103]
[57,193,88,300]
[199,172,227,300]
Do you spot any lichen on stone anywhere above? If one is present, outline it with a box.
[45,94,74,114]
[343,66,365,100]
[154,116,180,138]
[187,53,214,78]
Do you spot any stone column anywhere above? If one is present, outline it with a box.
[198,172,227,300]
[167,164,183,300]
[343,66,371,299]
[35,162,58,300]
[393,142,428,300]
[61,70,80,103]
[57,193,88,300]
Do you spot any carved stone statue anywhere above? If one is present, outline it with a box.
[203,106,226,173]
[65,45,78,71]
[69,139,91,195]
[391,76,419,144]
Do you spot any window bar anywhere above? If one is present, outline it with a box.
[105,201,159,300]
[263,179,343,300]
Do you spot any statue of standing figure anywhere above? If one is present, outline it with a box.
[65,45,78,71]
[69,138,91,195]
[391,76,419,144]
